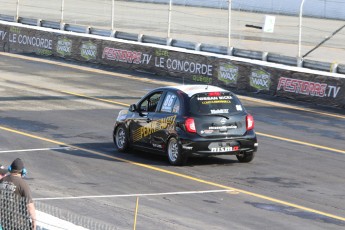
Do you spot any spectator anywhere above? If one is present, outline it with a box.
[0,158,36,230]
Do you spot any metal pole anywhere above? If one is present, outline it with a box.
[15,0,20,22]
[167,0,172,38]
[111,0,115,30]
[228,0,232,47]
[298,0,306,66]
[60,0,65,23]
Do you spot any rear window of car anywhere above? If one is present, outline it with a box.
[189,92,243,115]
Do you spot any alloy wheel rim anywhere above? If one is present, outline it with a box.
[169,140,178,161]
[116,128,125,148]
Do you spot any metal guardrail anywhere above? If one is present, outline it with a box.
[0,14,14,22]
[0,15,342,75]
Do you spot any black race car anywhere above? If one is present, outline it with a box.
[113,85,258,165]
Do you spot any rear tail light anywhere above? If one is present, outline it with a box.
[208,92,221,97]
[246,114,254,131]
[185,118,196,133]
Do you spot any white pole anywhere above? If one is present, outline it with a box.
[111,0,115,30]
[16,0,20,22]
[167,0,172,38]
[228,0,232,47]
[61,0,65,23]
[298,0,306,66]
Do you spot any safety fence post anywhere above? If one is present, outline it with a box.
[297,0,306,67]
[15,0,20,22]
[167,0,172,38]
[228,0,232,48]
[111,0,115,30]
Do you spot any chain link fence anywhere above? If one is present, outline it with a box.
[1,190,118,230]
[0,190,33,230]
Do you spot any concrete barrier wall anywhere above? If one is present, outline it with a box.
[0,21,344,109]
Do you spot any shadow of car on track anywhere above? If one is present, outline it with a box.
[54,142,239,167]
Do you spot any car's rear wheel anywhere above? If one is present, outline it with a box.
[167,137,187,166]
[236,151,255,163]
[113,124,129,152]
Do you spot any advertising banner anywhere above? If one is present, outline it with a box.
[0,22,344,108]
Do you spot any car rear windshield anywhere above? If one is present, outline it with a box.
[189,92,243,115]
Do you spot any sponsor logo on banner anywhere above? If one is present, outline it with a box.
[155,57,213,76]
[9,33,52,49]
[0,30,7,41]
[80,41,97,60]
[218,63,238,85]
[102,47,142,64]
[277,77,341,98]
[57,38,72,57]
[250,69,271,91]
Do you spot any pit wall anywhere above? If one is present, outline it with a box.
[1,21,344,109]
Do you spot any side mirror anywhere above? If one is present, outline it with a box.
[129,104,137,112]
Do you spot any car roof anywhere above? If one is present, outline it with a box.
[163,85,229,97]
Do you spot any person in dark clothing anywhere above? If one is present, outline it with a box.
[0,158,36,230]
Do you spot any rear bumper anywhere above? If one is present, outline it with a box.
[179,134,258,156]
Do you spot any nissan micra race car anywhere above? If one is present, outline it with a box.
[113,85,258,165]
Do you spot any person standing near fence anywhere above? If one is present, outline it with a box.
[0,158,36,230]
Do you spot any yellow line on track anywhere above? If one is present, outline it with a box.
[0,125,344,222]
[61,90,130,107]
[257,132,345,154]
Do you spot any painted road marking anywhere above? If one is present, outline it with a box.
[34,189,235,201]
[0,125,344,222]
[1,51,344,119]
[257,132,345,154]
[0,147,72,154]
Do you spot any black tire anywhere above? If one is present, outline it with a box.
[167,137,187,166]
[113,124,129,152]
[236,152,255,163]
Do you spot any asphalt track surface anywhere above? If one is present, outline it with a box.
[0,52,345,229]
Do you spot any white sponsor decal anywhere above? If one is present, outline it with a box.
[210,109,229,114]
[236,105,243,111]
[211,147,232,152]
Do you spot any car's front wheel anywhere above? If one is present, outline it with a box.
[167,137,187,166]
[113,124,129,152]
[236,151,255,163]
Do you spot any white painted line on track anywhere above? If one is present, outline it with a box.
[0,147,72,154]
[34,189,235,201]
